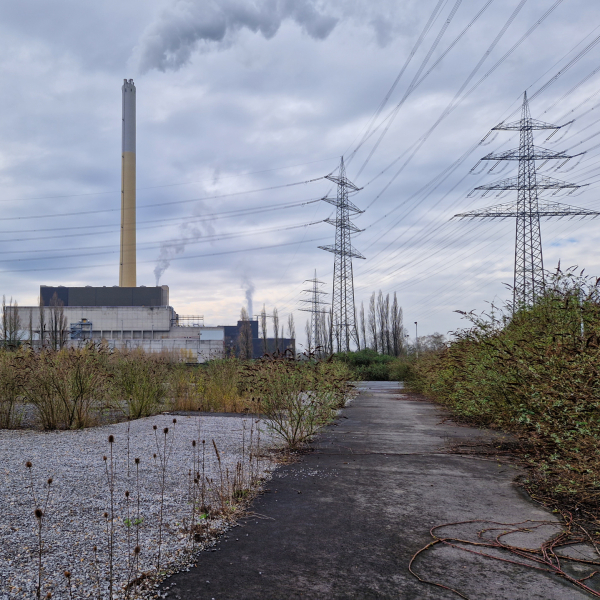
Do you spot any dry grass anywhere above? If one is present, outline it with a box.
[0,347,353,430]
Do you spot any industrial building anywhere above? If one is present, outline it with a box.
[4,79,294,361]
[13,285,294,361]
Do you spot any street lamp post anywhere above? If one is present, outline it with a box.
[414,321,418,359]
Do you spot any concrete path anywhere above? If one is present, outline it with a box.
[161,382,597,599]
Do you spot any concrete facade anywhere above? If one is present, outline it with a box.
[9,307,294,363]
[11,306,226,363]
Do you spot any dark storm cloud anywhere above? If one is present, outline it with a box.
[136,0,339,72]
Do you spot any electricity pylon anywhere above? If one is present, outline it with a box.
[454,92,600,307]
[299,270,329,354]
[319,157,365,352]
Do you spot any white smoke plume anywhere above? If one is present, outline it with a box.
[242,276,255,319]
[154,205,215,285]
[136,0,338,72]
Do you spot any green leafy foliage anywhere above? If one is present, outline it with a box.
[332,348,412,381]
[411,266,600,505]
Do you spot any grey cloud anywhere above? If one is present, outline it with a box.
[136,0,338,73]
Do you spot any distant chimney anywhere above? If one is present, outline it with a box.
[119,78,136,287]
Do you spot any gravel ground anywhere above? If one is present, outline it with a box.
[0,414,278,599]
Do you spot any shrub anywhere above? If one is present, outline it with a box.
[410,266,600,502]
[332,348,411,381]
[198,359,248,412]
[0,350,25,427]
[23,346,107,429]
[243,357,352,449]
[109,349,169,418]
[168,364,201,411]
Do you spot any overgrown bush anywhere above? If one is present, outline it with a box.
[199,359,247,412]
[411,266,600,505]
[0,346,354,433]
[0,350,24,427]
[242,356,353,449]
[332,348,412,381]
[109,349,169,418]
[23,346,108,429]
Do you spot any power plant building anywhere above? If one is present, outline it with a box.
[3,79,295,360]
[11,286,294,361]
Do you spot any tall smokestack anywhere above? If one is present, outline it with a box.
[119,78,136,287]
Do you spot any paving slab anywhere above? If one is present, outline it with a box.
[160,381,598,599]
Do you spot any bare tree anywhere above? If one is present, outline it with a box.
[260,304,268,354]
[376,291,392,355]
[272,307,279,353]
[48,293,68,350]
[304,319,313,353]
[391,293,404,356]
[354,306,361,351]
[368,292,377,353]
[1,295,6,347]
[28,309,34,347]
[325,307,333,356]
[237,307,253,359]
[418,333,447,352]
[2,296,23,349]
[38,297,46,348]
[359,301,367,350]
[287,313,295,353]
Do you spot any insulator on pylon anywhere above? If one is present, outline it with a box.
[487,160,502,174]
[560,153,584,173]
[480,131,499,146]
[546,120,574,143]
[494,161,510,175]
[470,161,486,175]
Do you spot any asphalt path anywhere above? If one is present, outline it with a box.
[160,381,597,599]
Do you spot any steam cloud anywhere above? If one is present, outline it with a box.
[154,207,215,285]
[136,0,338,72]
[242,276,255,319]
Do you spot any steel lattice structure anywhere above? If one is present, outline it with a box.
[299,270,329,353]
[319,157,365,352]
[454,92,599,307]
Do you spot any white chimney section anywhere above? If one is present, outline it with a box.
[120,78,136,287]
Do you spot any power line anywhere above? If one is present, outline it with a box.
[0,176,327,222]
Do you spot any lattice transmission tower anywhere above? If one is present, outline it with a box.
[299,270,329,354]
[319,157,365,352]
[455,92,600,307]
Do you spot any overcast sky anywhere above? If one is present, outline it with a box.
[1,0,600,346]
